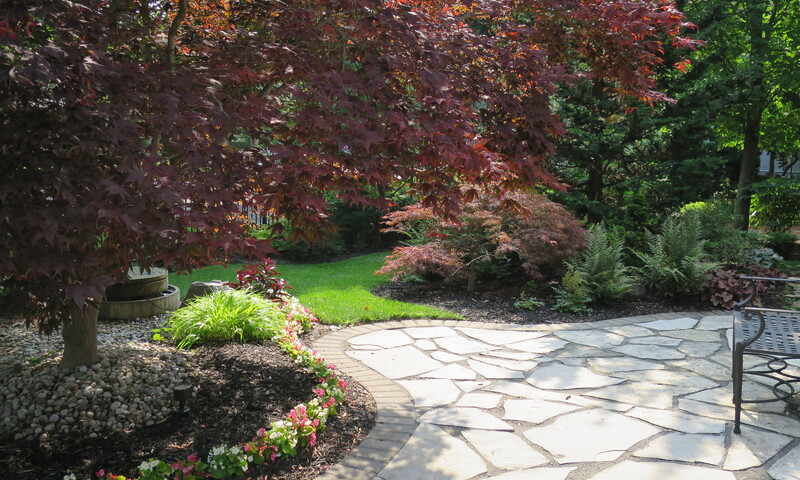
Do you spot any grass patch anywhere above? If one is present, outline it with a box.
[169,252,461,325]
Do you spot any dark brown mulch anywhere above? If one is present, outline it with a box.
[0,325,377,480]
[373,279,716,325]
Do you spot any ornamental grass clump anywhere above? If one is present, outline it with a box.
[166,289,286,349]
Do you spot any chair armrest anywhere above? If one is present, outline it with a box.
[734,307,767,348]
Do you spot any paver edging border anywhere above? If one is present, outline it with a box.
[312,310,728,479]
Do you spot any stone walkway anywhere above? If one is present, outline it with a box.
[313,312,800,480]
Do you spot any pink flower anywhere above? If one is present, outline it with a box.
[183,466,193,474]
[96,470,105,478]
[187,454,198,462]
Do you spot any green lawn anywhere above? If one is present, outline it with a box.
[170,252,461,325]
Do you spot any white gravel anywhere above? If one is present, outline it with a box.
[0,315,195,442]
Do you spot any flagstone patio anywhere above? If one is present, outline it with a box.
[314,312,800,480]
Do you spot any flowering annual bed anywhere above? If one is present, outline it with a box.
[66,295,347,480]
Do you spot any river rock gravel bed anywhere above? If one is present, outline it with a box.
[0,316,195,442]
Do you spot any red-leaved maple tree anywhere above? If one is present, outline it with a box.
[0,0,698,367]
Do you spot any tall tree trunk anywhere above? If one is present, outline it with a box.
[733,111,762,230]
[61,304,99,369]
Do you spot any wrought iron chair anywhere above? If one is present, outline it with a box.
[732,276,800,433]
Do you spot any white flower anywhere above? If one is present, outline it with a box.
[230,446,241,455]
[63,474,77,480]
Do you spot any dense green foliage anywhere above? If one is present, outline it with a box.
[751,177,800,232]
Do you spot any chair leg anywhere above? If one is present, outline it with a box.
[733,343,744,434]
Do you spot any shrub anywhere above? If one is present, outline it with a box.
[751,177,800,231]
[378,188,586,290]
[678,201,760,264]
[553,271,593,314]
[166,289,287,349]
[634,214,717,296]
[701,265,786,308]
[227,259,292,301]
[567,224,632,302]
[764,231,797,258]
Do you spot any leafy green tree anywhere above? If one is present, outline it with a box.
[681,0,800,229]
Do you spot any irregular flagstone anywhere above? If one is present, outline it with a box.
[486,380,576,402]
[670,358,732,381]
[397,379,461,407]
[678,340,722,357]
[455,380,492,392]
[628,336,683,347]
[347,345,443,379]
[434,335,499,355]
[377,423,487,480]
[610,369,719,390]
[348,344,381,350]
[587,356,666,374]
[685,383,786,412]
[403,326,458,339]
[696,315,733,331]
[554,345,621,358]
[604,325,654,337]
[456,392,502,409]
[627,406,726,434]
[461,430,549,469]
[636,317,699,330]
[633,432,726,465]
[349,330,414,348]
[677,398,736,421]
[524,409,661,463]
[586,382,702,409]
[556,394,636,412]
[431,351,467,363]
[414,339,438,351]
[507,336,568,354]
[468,359,525,379]
[553,330,625,348]
[469,354,539,371]
[483,467,576,480]
[527,363,625,390]
[612,344,686,360]
[723,428,794,470]
[481,350,540,360]
[502,398,581,424]
[421,364,478,380]
[678,399,800,436]
[587,461,736,480]
[767,444,800,480]
[418,407,515,431]
[455,327,548,345]
[663,329,724,342]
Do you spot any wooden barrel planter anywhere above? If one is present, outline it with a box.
[99,285,181,320]
[105,267,169,301]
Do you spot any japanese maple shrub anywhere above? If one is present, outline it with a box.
[378,189,586,292]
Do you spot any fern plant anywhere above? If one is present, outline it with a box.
[567,224,632,302]
[634,215,717,296]
[553,271,593,314]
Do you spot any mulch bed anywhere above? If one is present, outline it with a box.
[0,327,377,480]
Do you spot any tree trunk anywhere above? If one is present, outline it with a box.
[733,111,763,230]
[61,303,99,369]
[467,262,476,294]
